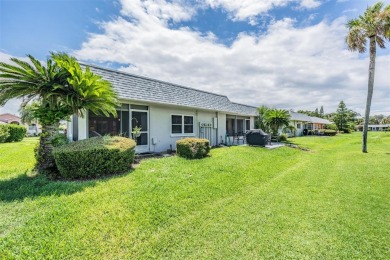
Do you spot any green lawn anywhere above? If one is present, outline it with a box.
[0,133,389,259]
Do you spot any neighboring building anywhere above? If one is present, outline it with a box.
[26,120,42,136]
[0,113,41,135]
[357,124,390,131]
[0,113,22,125]
[287,111,332,136]
[68,64,257,153]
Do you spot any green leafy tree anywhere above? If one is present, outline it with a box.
[333,101,359,132]
[314,108,319,117]
[19,102,37,125]
[369,114,385,124]
[297,108,324,118]
[0,53,118,173]
[265,108,291,136]
[256,105,271,133]
[346,1,390,152]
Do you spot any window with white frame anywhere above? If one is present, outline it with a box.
[297,123,301,129]
[171,115,194,134]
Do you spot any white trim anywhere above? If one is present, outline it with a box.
[170,114,195,135]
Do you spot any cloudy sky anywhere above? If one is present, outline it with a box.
[0,0,389,116]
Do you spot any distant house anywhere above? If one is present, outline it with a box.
[357,124,389,131]
[287,111,332,136]
[0,113,22,125]
[68,64,257,153]
[0,113,41,135]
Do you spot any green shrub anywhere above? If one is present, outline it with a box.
[325,130,337,136]
[176,138,210,159]
[325,123,337,130]
[51,133,69,147]
[342,128,352,134]
[0,125,10,143]
[0,124,27,142]
[277,134,288,142]
[53,136,136,179]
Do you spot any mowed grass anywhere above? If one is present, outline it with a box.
[0,133,389,259]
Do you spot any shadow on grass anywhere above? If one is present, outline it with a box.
[0,172,97,202]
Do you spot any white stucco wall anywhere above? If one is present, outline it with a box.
[78,114,87,140]
[69,103,256,153]
[149,105,221,152]
[289,120,305,136]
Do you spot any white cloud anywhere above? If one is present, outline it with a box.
[203,0,322,22]
[73,0,390,115]
[120,0,195,23]
[299,0,321,9]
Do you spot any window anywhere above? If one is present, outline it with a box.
[237,119,244,134]
[245,119,250,131]
[226,118,234,135]
[171,115,194,134]
[297,123,301,129]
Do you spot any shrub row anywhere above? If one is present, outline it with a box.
[318,129,337,136]
[0,124,27,143]
[176,138,210,159]
[53,136,136,179]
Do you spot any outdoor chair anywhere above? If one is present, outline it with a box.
[234,131,245,144]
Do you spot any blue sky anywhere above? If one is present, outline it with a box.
[1,0,389,115]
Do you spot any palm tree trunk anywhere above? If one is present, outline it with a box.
[35,123,59,172]
[362,36,376,153]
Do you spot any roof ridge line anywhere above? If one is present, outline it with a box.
[230,102,258,109]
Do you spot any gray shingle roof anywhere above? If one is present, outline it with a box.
[82,64,257,116]
[289,112,332,124]
[309,116,332,124]
[289,111,312,122]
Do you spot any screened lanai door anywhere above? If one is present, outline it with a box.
[131,105,149,153]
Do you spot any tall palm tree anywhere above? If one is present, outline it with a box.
[0,53,118,172]
[346,2,390,153]
[265,108,291,136]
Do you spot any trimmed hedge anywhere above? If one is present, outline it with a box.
[319,129,337,136]
[53,136,136,179]
[0,124,27,143]
[0,125,10,143]
[176,138,210,159]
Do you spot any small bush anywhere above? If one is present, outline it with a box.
[53,136,136,179]
[325,123,337,130]
[176,138,210,159]
[0,124,27,142]
[277,134,288,142]
[319,129,337,136]
[0,125,10,143]
[342,128,352,134]
[51,133,69,147]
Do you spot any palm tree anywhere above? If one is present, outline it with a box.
[0,53,118,172]
[257,105,271,133]
[346,2,390,153]
[265,108,291,136]
[282,125,297,136]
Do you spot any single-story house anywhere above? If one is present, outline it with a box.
[67,64,257,153]
[287,111,332,136]
[0,113,41,135]
[356,124,389,131]
[0,113,22,125]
